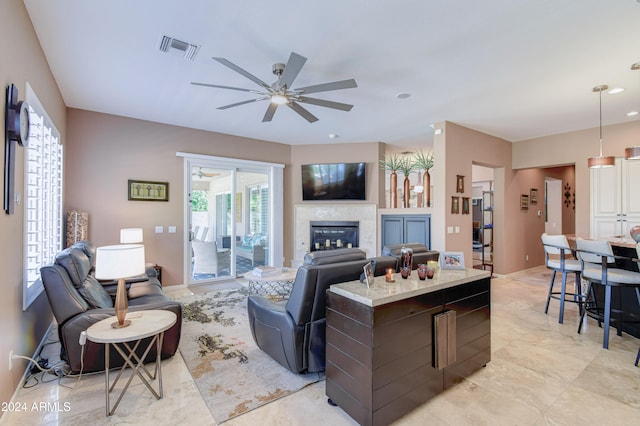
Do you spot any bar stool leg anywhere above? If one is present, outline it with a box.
[559,272,567,324]
[545,270,557,314]
[603,284,612,349]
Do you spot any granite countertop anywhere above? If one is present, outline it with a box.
[329,268,491,307]
[566,234,638,249]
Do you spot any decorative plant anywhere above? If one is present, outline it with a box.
[398,156,415,177]
[413,150,434,172]
[378,153,403,172]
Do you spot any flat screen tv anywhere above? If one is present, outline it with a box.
[302,162,366,201]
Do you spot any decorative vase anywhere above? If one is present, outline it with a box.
[401,246,413,272]
[403,176,410,208]
[631,225,640,243]
[390,171,397,208]
[423,170,431,207]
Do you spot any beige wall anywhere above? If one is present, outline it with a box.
[0,1,66,409]
[513,120,640,238]
[437,122,515,273]
[65,109,291,285]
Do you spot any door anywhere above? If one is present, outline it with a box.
[545,178,562,235]
[190,165,234,284]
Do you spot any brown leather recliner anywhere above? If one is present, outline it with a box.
[40,241,182,373]
[247,248,368,374]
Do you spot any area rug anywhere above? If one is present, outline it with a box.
[175,287,323,423]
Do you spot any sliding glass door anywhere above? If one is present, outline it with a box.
[181,153,283,286]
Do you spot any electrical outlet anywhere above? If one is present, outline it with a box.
[525,255,529,261]
[9,350,13,371]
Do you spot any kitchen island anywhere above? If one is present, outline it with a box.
[326,268,491,426]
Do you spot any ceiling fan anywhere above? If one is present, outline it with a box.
[191,52,357,123]
[192,168,220,178]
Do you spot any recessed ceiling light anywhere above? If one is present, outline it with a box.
[396,92,411,99]
[627,111,639,117]
[608,87,624,95]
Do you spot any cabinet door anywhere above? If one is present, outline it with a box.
[405,215,430,247]
[591,162,621,217]
[623,160,640,216]
[592,216,622,239]
[382,216,404,247]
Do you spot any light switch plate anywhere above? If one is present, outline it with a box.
[155,226,164,233]
[447,226,453,234]
[168,226,176,233]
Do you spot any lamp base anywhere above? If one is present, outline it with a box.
[111,319,132,329]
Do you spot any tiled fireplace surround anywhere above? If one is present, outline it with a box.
[293,204,377,266]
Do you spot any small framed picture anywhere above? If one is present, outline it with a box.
[441,252,465,270]
[530,188,538,204]
[456,175,465,193]
[462,197,470,214]
[451,196,460,214]
[521,194,529,210]
[128,180,169,201]
[362,262,373,288]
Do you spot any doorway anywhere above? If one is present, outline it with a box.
[178,153,284,286]
[545,178,562,235]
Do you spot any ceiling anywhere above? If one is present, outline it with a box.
[23,0,640,147]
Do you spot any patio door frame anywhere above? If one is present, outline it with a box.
[177,152,284,285]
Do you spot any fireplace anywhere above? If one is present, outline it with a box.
[310,221,359,251]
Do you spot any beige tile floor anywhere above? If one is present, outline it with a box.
[2,267,640,425]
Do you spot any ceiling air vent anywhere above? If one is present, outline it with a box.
[159,35,200,61]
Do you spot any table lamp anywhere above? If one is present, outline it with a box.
[120,228,143,244]
[95,244,145,328]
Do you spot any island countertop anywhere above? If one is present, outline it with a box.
[329,268,491,307]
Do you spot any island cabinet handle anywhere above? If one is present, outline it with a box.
[434,310,457,370]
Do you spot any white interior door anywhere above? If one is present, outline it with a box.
[545,178,562,235]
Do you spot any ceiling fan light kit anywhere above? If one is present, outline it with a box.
[191,52,357,123]
[588,85,616,169]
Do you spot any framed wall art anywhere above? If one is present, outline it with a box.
[451,196,460,214]
[128,180,169,201]
[520,194,529,210]
[530,188,538,204]
[456,175,465,193]
[462,197,470,214]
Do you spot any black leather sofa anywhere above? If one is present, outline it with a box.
[247,248,370,374]
[382,242,440,269]
[41,241,182,373]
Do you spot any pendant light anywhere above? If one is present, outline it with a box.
[625,62,640,160]
[588,85,616,168]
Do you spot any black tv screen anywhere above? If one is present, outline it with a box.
[302,162,366,201]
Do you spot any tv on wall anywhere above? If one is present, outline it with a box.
[302,162,366,201]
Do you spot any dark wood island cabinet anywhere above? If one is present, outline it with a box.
[326,269,491,426]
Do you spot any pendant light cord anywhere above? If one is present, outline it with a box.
[599,88,604,157]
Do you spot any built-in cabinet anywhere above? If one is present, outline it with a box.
[381,214,431,249]
[591,158,640,239]
[481,191,494,269]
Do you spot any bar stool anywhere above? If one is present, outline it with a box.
[541,233,582,324]
[576,239,640,350]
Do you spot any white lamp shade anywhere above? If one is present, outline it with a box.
[95,244,145,279]
[120,228,143,243]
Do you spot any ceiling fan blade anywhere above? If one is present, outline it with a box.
[212,57,271,90]
[297,96,353,111]
[190,82,262,94]
[295,78,358,95]
[277,52,307,90]
[262,103,278,122]
[217,98,264,110]
[288,101,318,123]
